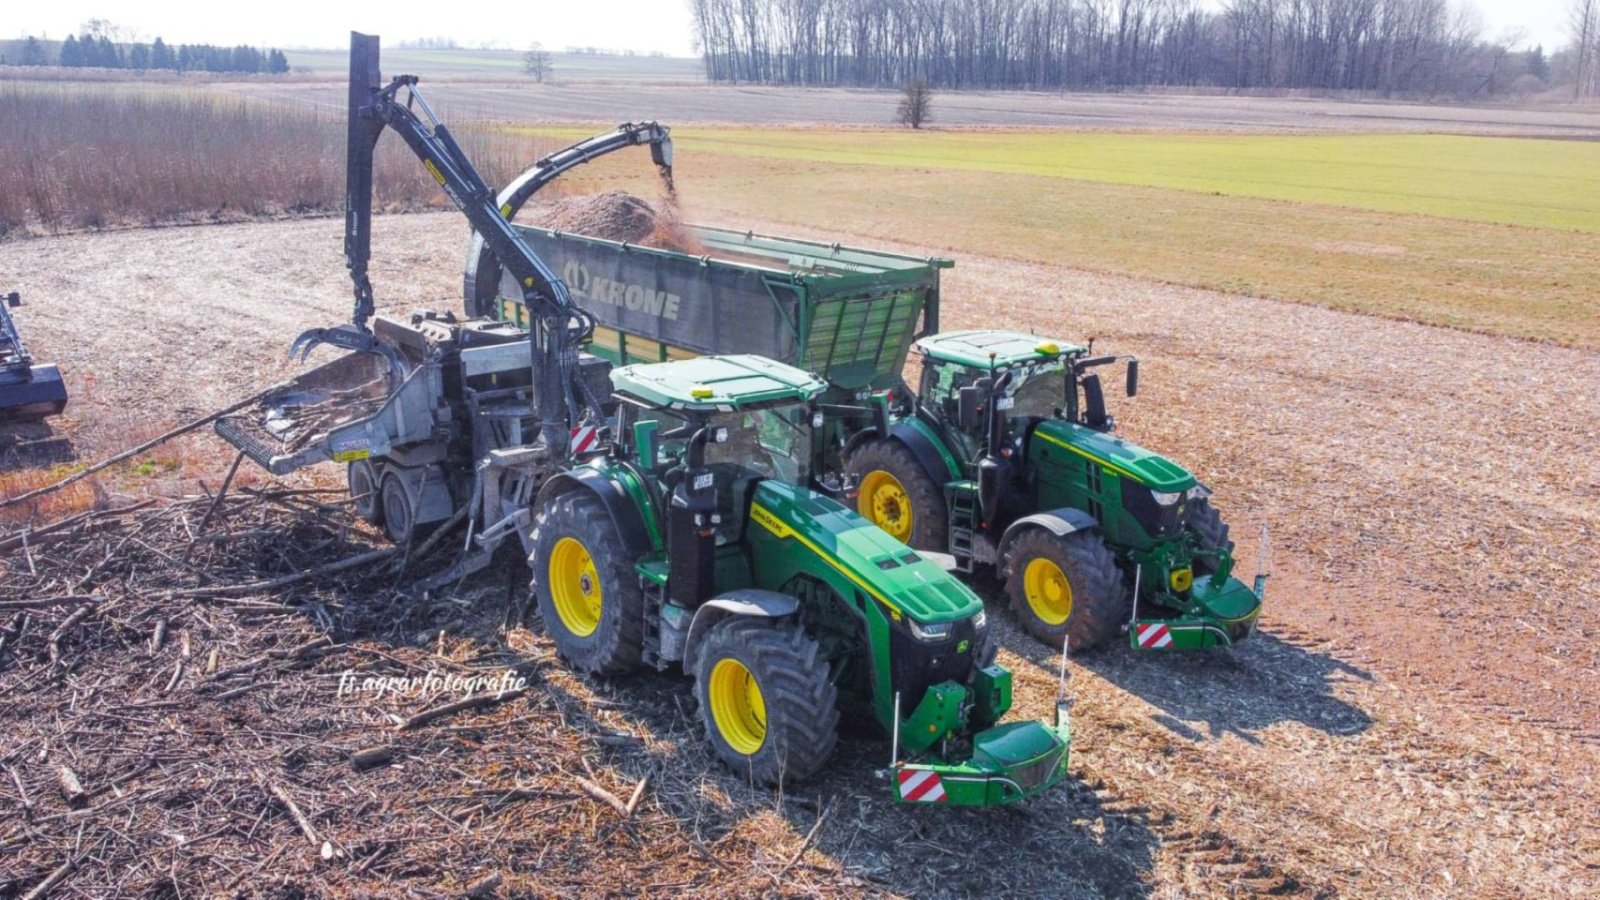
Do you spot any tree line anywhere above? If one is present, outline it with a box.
[689,0,1585,97]
[9,33,290,75]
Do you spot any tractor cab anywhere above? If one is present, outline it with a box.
[610,354,829,552]
[914,329,1137,458]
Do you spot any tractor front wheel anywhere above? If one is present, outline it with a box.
[846,439,946,551]
[1005,529,1125,651]
[1187,497,1234,575]
[693,614,839,786]
[529,490,644,675]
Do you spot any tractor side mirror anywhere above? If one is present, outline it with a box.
[633,419,660,470]
[4,293,18,308]
[1126,359,1139,397]
[957,386,983,430]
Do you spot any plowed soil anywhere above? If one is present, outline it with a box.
[2,213,1596,896]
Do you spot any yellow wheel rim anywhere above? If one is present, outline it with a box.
[708,658,767,755]
[858,470,913,543]
[1024,556,1074,626]
[548,537,602,637]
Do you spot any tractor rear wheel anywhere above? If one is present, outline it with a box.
[1005,529,1125,651]
[693,614,839,786]
[1187,498,1234,575]
[348,460,381,526]
[529,490,644,675]
[846,439,947,551]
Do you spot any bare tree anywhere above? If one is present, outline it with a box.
[522,42,552,83]
[897,77,933,128]
[1573,0,1600,98]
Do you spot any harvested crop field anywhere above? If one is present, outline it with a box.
[2,214,1598,896]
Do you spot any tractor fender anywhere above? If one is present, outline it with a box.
[997,507,1100,564]
[536,467,656,559]
[683,590,800,674]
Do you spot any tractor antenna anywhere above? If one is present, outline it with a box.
[1254,523,1273,599]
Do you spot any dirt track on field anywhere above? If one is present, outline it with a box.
[3,214,1597,896]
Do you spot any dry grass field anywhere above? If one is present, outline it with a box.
[3,75,1598,896]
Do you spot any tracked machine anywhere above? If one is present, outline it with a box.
[217,32,1070,806]
[0,292,69,420]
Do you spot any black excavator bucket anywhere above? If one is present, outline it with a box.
[0,292,69,420]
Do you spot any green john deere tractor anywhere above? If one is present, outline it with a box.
[528,354,1071,806]
[845,330,1266,653]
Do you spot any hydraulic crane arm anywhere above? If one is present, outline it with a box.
[463,120,673,316]
[293,31,600,454]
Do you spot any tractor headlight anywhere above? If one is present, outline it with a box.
[711,426,729,444]
[971,609,987,630]
[1186,484,1211,500]
[909,620,952,642]
[1151,489,1183,507]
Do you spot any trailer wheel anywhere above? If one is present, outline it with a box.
[529,490,644,675]
[1187,498,1234,575]
[845,439,947,551]
[693,615,838,786]
[1004,529,1124,651]
[348,460,382,526]
[379,473,416,544]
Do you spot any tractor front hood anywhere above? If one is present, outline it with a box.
[748,481,982,624]
[1031,419,1195,493]
[893,709,1071,807]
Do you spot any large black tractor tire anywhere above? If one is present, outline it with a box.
[1005,529,1126,651]
[348,460,382,526]
[1187,497,1234,575]
[845,439,947,552]
[529,490,644,675]
[693,613,839,787]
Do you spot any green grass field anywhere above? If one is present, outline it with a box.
[527,126,1599,348]
[674,130,1600,233]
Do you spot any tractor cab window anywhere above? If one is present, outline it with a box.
[1004,363,1068,422]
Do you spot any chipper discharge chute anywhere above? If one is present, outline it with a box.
[0,292,69,420]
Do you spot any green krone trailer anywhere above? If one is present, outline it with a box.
[534,354,1071,805]
[844,331,1265,652]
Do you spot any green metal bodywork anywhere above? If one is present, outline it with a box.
[502,224,950,395]
[610,353,827,411]
[585,354,1070,806]
[916,329,1086,370]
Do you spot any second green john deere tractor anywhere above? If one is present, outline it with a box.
[845,330,1265,652]
[528,353,1071,805]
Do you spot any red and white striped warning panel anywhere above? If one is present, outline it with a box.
[897,768,947,803]
[1136,623,1173,649]
[570,425,599,454]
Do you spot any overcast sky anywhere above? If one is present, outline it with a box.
[6,0,1578,58]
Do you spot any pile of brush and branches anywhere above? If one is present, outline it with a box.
[0,488,872,897]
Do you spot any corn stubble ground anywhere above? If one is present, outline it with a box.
[3,208,1596,897]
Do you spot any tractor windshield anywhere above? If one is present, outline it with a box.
[1004,364,1068,421]
[706,404,814,486]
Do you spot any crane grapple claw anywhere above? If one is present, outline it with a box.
[289,323,404,375]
